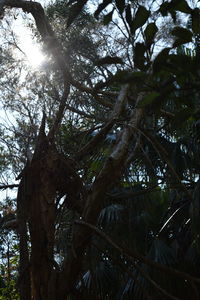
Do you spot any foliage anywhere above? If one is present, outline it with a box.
[0,199,19,300]
[0,0,199,299]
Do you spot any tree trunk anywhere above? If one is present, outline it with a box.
[17,128,85,300]
[28,152,57,300]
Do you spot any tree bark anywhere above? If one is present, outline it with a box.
[17,126,85,299]
[17,165,31,300]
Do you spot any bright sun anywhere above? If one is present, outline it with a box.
[23,41,45,68]
[22,36,45,68]
[11,16,46,68]
[15,24,45,68]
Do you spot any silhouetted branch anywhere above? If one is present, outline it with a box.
[0,184,19,189]
[76,220,200,285]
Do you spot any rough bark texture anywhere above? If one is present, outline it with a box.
[17,129,85,299]
[28,149,56,300]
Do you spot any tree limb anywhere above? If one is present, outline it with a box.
[75,84,129,159]
[48,83,70,140]
[75,220,200,285]
[0,184,19,189]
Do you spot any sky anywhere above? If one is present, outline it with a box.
[12,0,50,68]
[0,1,51,197]
[0,0,199,194]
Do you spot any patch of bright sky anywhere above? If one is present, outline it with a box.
[13,17,44,68]
[18,32,45,68]
[10,0,51,68]
[0,0,199,192]
[0,1,51,198]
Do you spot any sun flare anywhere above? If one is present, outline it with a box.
[23,38,45,68]
[15,25,45,68]
[24,43,45,68]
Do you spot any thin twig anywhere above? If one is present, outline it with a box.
[0,184,19,190]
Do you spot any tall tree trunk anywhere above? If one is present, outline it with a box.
[17,132,85,299]
[28,152,57,300]
[17,118,58,299]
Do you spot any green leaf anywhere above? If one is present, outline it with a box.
[99,70,143,85]
[171,26,193,47]
[126,71,147,82]
[113,70,147,84]
[99,204,124,225]
[95,56,123,65]
[66,0,88,28]
[134,42,146,70]
[137,92,160,108]
[131,6,150,33]
[172,108,193,128]
[191,8,200,34]
[159,2,171,16]
[166,53,193,74]
[160,0,191,16]
[172,143,184,178]
[94,0,112,19]
[115,0,125,14]
[172,26,193,39]
[191,180,200,247]
[125,4,132,29]
[144,23,158,47]
[149,239,176,265]
[103,9,114,25]
[153,48,171,73]
[111,70,130,83]
[171,0,191,14]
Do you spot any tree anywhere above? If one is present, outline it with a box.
[0,0,200,299]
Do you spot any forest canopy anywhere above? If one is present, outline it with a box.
[0,0,199,299]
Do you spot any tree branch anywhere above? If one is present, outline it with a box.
[3,0,71,82]
[48,84,70,140]
[75,84,129,159]
[0,184,19,189]
[75,220,200,285]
